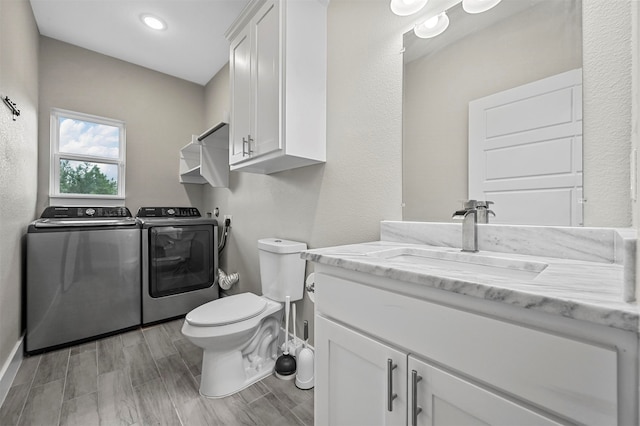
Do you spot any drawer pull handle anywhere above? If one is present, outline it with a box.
[387,358,398,412]
[411,370,423,426]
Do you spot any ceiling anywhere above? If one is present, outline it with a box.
[29,0,251,86]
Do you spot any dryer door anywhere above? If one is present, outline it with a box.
[149,225,214,297]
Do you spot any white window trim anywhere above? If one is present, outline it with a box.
[49,108,126,206]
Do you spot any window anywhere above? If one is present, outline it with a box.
[50,108,125,202]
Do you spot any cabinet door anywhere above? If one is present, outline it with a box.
[252,0,281,157]
[229,26,252,165]
[316,316,407,426]
[408,356,562,426]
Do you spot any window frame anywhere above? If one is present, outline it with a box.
[49,108,126,204]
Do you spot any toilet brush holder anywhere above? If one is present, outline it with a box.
[295,348,314,389]
[295,320,314,390]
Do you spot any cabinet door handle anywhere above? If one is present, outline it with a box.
[411,370,423,426]
[242,135,253,156]
[387,358,398,412]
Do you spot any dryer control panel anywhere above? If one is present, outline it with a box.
[136,207,201,218]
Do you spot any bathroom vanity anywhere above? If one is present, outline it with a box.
[303,221,639,425]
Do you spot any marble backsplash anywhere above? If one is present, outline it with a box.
[380,221,638,301]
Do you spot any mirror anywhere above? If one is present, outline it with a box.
[402,0,582,225]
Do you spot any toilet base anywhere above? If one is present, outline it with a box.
[196,315,281,398]
[199,353,277,398]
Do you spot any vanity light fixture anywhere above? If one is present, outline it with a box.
[462,0,503,14]
[414,12,449,39]
[392,0,503,40]
[390,0,429,16]
[141,14,167,31]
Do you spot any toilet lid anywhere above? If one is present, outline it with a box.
[186,292,268,326]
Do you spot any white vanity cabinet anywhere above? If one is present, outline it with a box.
[317,316,561,426]
[316,315,408,425]
[409,358,562,426]
[314,269,636,425]
[225,0,327,174]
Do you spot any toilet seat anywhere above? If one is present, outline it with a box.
[186,293,268,327]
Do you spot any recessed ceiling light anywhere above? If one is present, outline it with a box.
[141,14,167,31]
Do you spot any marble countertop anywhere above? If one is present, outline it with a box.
[302,240,640,333]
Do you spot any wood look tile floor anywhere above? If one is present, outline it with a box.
[0,319,314,426]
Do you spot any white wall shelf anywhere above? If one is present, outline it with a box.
[179,121,229,187]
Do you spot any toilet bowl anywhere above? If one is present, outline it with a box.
[181,238,307,398]
[181,293,283,398]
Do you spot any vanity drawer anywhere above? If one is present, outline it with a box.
[316,273,618,425]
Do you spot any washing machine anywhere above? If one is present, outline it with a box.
[136,207,219,324]
[25,206,141,354]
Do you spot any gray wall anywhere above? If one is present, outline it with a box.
[583,0,633,227]
[37,37,207,214]
[203,0,404,343]
[0,0,39,385]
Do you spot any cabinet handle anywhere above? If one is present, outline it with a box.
[411,370,423,426]
[387,359,398,412]
[242,135,254,157]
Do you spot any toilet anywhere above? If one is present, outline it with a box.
[181,238,307,398]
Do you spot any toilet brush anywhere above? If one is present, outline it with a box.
[292,303,297,356]
[275,296,296,380]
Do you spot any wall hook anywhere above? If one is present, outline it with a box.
[3,96,21,121]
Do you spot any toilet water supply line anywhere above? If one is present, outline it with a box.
[217,216,239,290]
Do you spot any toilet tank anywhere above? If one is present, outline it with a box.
[258,238,307,302]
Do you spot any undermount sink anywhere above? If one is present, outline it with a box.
[367,247,548,280]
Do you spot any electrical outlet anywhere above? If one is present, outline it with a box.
[224,215,232,225]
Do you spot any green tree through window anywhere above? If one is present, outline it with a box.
[59,160,118,195]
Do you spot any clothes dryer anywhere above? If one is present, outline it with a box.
[137,207,219,324]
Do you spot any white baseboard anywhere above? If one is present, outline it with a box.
[0,336,24,407]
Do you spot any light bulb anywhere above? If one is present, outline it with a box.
[423,15,439,29]
[462,0,503,14]
[390,0,429,16]
[414,12,449,39]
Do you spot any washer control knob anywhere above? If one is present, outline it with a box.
[85,208,96,217]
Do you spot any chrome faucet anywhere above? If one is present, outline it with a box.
[452,200,479,253]
[453,200,478,253]
[452,200,495,252]
[476,201,495,224]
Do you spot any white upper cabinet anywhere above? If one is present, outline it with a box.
[229,26,252,164]
[226,0,327,174]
